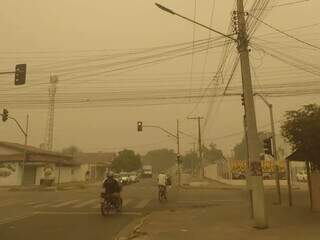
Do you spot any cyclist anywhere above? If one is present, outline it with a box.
[157,171,168,200]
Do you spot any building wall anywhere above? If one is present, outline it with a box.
[35,164,56,185]
[0,162,22,186]
[55,166,74,183]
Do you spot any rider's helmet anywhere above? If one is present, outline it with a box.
[106,171,114,178]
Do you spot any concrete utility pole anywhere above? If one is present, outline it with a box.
[155,0,267,228]
[256,94,281,205]
[188,117,204,179]
[236,0,268,228]
[177,119,181,186]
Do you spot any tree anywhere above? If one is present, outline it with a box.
[111,149,142,172]
[143,148,176,172]
[62,145,82,156]
[233,131,271,160]
[281,104,320,171]
[182,151,199,169]
[202,143,224,163]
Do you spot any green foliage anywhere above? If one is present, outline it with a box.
[143,148,176,172]
[233,132,271,160]
[182,151,199,169]
[281,104,320,170]
[111,149,142,172]
[202,143,224,163]
[61,145,82,156]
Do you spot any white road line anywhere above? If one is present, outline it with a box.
[134,199,151,209]
[34,211,142,216]
[52,200,80,208]
[122,199,132,207]
[72,199,98,208]
[24,201,42,206]
[0,213,35,225]
[32,203,50,208]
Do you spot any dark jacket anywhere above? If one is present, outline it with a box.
[103,177,121,194]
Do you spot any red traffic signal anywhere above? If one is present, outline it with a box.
[15,64,27,85]
[137,121,143,132]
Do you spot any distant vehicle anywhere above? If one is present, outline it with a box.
[142,165,153,178]
[263,172,273,180]
[296,170,307,182]
[232,172,245,179]
[120,172,130,184]
[128,172,139,183]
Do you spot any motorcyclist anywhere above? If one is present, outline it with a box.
[102,171,122,206]
[157,171,168,200]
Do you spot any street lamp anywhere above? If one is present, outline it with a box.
[155,1,268,228]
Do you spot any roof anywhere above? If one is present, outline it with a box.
[286,149,305,162]
[0,141,74,164]
[74,152,115,165]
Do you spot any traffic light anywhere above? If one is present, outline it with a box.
[241,94,245,106]
[15,64,27,85]
[137,121,143,132]
[263,137,273,156]
[2,109,8,122]
[177,154,182,164]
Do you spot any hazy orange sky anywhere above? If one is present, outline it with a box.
[0,0,319,156]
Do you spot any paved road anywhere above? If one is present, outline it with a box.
[1,178,303,240]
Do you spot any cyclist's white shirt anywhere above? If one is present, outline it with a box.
[158,174,167,186]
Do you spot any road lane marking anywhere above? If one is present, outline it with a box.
[52,200,80,208]
[34,211,142,216]
[0,213,35,225]
[24,201,43,206]
[32,203,50,208]
[72,199,98,208]
[134,199,151,209]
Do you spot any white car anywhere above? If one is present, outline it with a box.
[296,170,307,182]
[129,172,139,183]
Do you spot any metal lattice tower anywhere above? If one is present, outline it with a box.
[44,75,58,151]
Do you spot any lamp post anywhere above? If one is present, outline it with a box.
[155,0,267,228]
[255,93,281,204]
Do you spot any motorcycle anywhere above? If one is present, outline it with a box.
[100,192,122,216]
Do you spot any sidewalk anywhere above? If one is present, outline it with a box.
[117,200,320,240]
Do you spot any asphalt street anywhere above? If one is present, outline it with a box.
[0,178,306,240]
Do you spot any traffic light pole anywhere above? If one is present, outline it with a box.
[140,122,181,186]
[255,94,281,205]
[237,0,267,228]
[0,113,29,185]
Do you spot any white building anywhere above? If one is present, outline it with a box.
[0,142,75,186]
